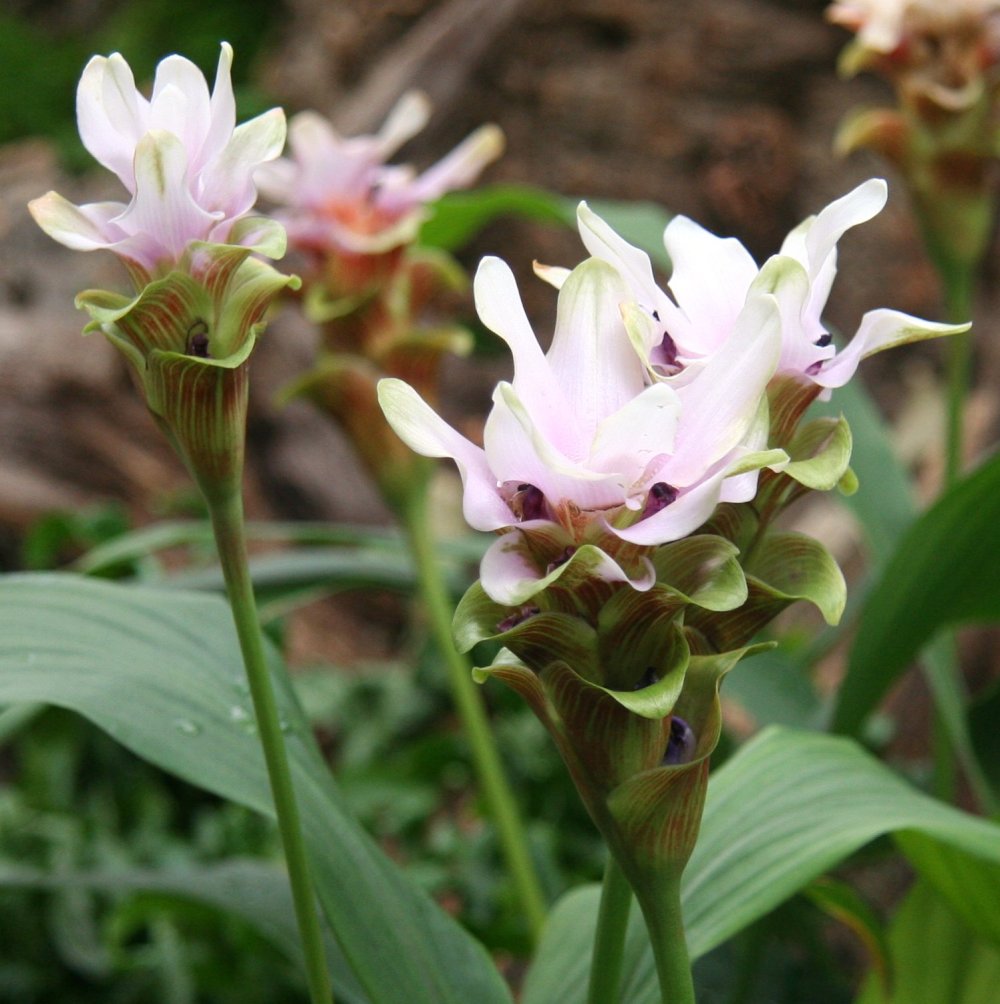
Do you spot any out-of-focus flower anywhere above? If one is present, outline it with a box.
[544,181,961,399]
[828,0,1000,111]
[256,93,504,259]
[379,255,784,603]
[29,43,286,281]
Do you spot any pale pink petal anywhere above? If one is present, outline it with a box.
[199,108,286,218]
[392,124,504,207]
[611,465,731,545]
[76,54,147,189]
[546,258,646,440]
[588,382,680,476]
[816,309,968,388]
[480,530,654,605]
[473,257,577,454]
[375,91,431,158]
[200,43,237,170]
[576,201,663,312]
[532,261,571,289]
[116,131,219,262]
[485,384,629,512]
[150,55,212,155]
[377,378,513,531]
[667,293,781,484]
[28,193,126,251]
[663,215,759,356]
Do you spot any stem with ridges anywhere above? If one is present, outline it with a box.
[636,873,696,1004]
[208,488,333,1004]
[400,487,548,942]
[587,854,633,1004]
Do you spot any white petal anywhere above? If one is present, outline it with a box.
[76,53,147,189]
[611,466,731,545]
[473,257,577,454]
[667,292,781,484]
[117,131,219,262]
[532,261,571,289]
[663,215,759,355]
[588,382,680,473]
[546,258,646,440]
[817,309,968,388]
[149,55,212,156]
[576,201,662,311]
[377,378,513,531]
[200,42,237,170]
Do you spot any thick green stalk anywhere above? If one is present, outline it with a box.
[587,855,633,1004]
[400,489,548,942]
[208,490,333,1004]
[635,875,696,1004]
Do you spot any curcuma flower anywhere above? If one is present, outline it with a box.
[378,253,786,604]
[29,43,286,283]
[546,180,960,401]
[28,45,297,502]
[256,93,504,260]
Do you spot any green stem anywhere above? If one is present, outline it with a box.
[636,874,696,1004]
[587,855,633,1004]
[208,490,333,1004]
[942,260,975,487]
[400,489,548,942]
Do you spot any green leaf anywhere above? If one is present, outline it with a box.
[524,727,1000,1004]
[855,882,1000,1004]
[0,859,369,1002]
[833,449,1000,735]
[418,186,673,270]
[419,185,572,251]
[0,573,512,1004]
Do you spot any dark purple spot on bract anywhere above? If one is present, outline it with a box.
[633,666,658,690]
[496,605,541,633]
[545,546,576,575]
[186,319,211,358]
[642,482,678,519]
[815,332,833,347]
[662,715,696,765]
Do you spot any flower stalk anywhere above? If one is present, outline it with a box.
[399,485,548,941]
[586,855,633,1004]
[208,486,334,1004]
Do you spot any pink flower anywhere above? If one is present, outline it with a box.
[29,44,286,277]
[378,256,783,604]
[550,181,961,397]
[255,93,504,256]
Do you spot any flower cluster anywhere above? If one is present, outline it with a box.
[28,45,297,501]
[829,0,1000,271]
[29,44,286,284]
[380,179,956,605]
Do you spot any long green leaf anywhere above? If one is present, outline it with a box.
[523,727,1000,1003]
[832,449,1000,735]
[0,573,512,1004]
[855,881,1000,1004]
[0,859,369,1003]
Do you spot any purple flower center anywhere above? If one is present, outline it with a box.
[545,546,576,575]
[663,715,696,765]
[642,482,678,519]
[633,666,658,690]
[186,319,211,358]
[505,482,548,522]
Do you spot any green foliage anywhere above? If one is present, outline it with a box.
[0,3,281,165]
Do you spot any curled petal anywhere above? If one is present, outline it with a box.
[149,55,212,156]
[816,309,969,388]
[28,193,125,251]
[377,377,514,530]
[375,91,432,159]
